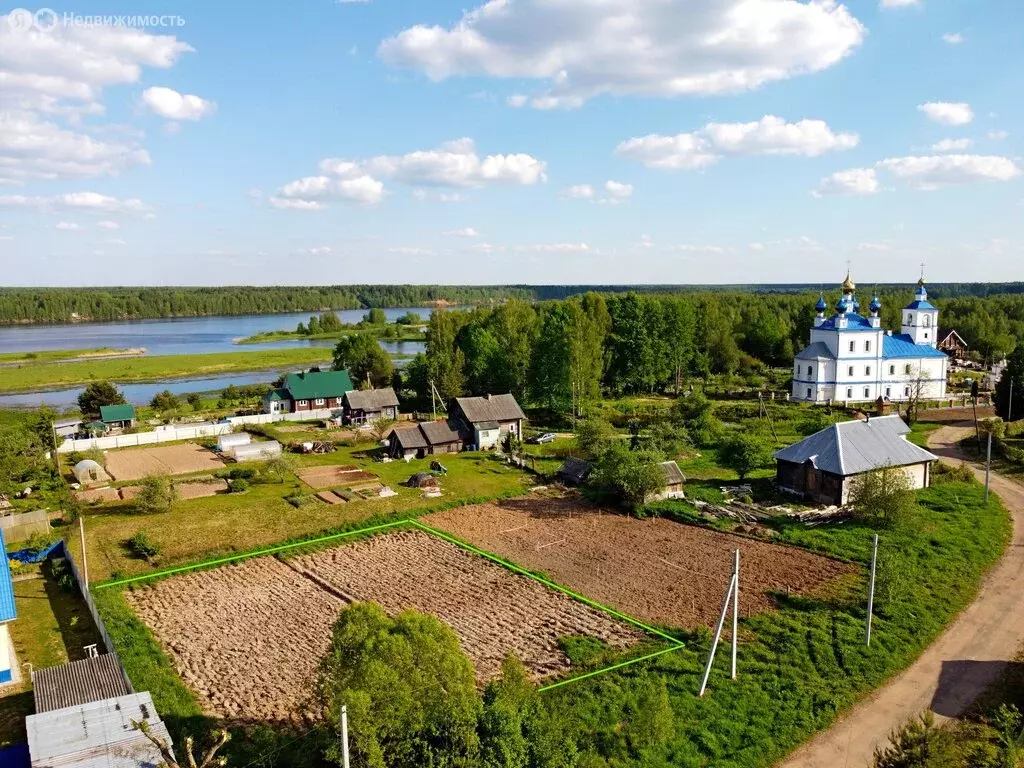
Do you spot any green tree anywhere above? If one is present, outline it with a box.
[296,321,308,335]
[186,393,202,411]
[480,656,536,768]
[671,393,722,448]
[307,314,321,335]
[593,443,665,510]
[316,603,480,768]
[426,309,468,401]
[995,347,1024,422]
[150,390,180,411]
[396,311,422,325]
[0,418,49,493]
[849,466,918,529]
[873,712,939,768]
[134,473,177,515]
[719,432,774,481]
[363,307,387,325]
[77,381,126,418]
[333,335,394,389]
[574,416,617,460]
[319,311,343,333]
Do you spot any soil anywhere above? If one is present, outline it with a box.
[74,487,121,503]
[424,497,857,629]
[296,466,378,489]
[104,443,225,481]
[119,479,228,501]
[128,530,642,723]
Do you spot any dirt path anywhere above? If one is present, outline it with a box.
[778,422,1024,768]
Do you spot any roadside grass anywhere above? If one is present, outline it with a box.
[0,347,333,392]
[0,568,104,746]
[72,448,531,582]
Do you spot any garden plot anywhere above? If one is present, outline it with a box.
[119,478,228,501]
[424,497,858,629]
[104,443,225,481]
[126,530,642,723]
[296,465,378,490]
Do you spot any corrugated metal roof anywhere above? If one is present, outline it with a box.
[659,461,686,486]
[344,388,399,410]
[0,529,15,622]
[795,342,836,360]
[27,692,172,768]
[99,405,135,423]
[453,394,526,424]
[557,458,592,484]
[419,421,462,446]
[882,333,948,359]
[393,426,428,449]
[816,313,877,332]
[283,370,354,400]
[774,414,937,476]
[33,655,132,713]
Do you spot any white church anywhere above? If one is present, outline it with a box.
[792,274,948,404]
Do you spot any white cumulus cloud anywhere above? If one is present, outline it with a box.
[931,138,973,152]
[379,0,865,109]
[97,220,120,230]
[523,242,591,253]
[443,227,480,237]
[813,167,880,197]
[603,180,634,199]
[880,0,920,7]
[563,184,596,199]
[918,102,974,126]
[142,86,215,121]
[617,115,858,171]
[877,154,1021,189]
[0,191,153,214]
[54,221,80,230]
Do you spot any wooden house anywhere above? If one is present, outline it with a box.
[388,421,463,459]
[936,328,969,359]
[264,370,354,414]
[450,394,525,450]
[343,388,399,424]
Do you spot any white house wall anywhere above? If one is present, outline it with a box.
[839,462,929,505]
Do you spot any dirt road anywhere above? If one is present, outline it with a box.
[778,423,1024,768]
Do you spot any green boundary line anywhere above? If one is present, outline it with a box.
[93,519,411,590]
[93,515,687,692]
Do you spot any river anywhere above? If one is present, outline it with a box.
[0,308,432,407]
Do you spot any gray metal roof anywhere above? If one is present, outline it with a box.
[343,388,400,411]
[392,426,428,450]
[33,655,133,713]
[453,394,526,424]
[26,691,172,768]
[557,457,592,484]
[419,421,462,446]
[774,414,937,476]
[795,342,836,360]
[659,460,686,486]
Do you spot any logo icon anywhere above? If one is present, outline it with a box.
[34,7,58,32]
[5,7,35,33]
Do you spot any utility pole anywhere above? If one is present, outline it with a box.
[341,704,350,768]
[985,430,993,503]
[1010,378,1015,423]
[79,516,89,588]
[866,534,878,646]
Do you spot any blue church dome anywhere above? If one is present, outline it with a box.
[815,295,827,312]
[852,298,861,314]
[870,296,882,313]
[836,297,848,314]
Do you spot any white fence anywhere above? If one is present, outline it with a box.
[57,408,343,453]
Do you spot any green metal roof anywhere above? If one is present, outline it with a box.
[264,388,289,401]
[282,370,354,401]
[99,404,136,423]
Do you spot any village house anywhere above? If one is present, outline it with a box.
[343,388,400,425]
[450,394,526,450]
[936,328,969,360]
[388,421,462,459]
[774,414,938,506]
[263,370,354,414]
[99,404,136,431]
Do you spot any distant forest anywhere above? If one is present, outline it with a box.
[0,282,1022,325]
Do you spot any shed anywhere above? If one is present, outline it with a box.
[26,691,173,768]
[99,404,136,430]
[217,432,251,453]
[231,441,282,462]
[72,460,110,487]
[419,421,463,454]
[557,458,593,486]
[54,419,83,439]
[389,426,429,459]
[32,655,132,713]
[774,414,937,506]
[658,461,686,498]
[0,530,16,685]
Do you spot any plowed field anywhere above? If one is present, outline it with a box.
[424,497,858,628]
[104,443,225,481]
[127,530,643,722]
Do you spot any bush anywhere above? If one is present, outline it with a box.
[932,462,976,485]
[849,467,917,529]
[125,531,161,560]
[150,390,180,411]
[718,432,774,480]
[230,478,250,493]
[134,473,177,515]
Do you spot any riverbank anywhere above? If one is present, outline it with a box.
[236,327,425,345]
[0,348,333,393]
[0,347,146,365]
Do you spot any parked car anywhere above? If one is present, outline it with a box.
[531,432,557,445]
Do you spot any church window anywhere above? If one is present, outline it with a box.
[848,366,854,377]
[806,388,812,399]
[907,314,913,324]
[925,332,929,340]
[865,365,872,376]
[905,364,912,375]
[865,340,871,352]
[849,340,855,352]
[846,387,853,399]
[807,365,814,376]
[864,387,870,398]
[904,386,910,396]
[886,387,891,398]
[889,365,895,375]
[923,315,931,327]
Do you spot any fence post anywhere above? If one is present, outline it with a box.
[866,534,879,646]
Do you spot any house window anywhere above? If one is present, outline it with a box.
[848,366,854,377]
[847,387,853,399]
[297,400,307,407]
[806,387,812,399]
[849,340,855,352]
[315,398,325,406]
[865,365,872,376]
[865,340,871,352]
[864,387,871,398]
[885,387,891,398]
[889,365,895,375]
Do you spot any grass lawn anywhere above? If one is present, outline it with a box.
[0,347,333,392]
[0,568,104,746]
[73,446,533,583]
[0,347,144,365]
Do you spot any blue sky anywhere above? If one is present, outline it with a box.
[0,0,1021,285]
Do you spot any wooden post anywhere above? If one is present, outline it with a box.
[731,548,739,680]
[985,431,992,503]
[79,516,89,588]
[866,534,878,646]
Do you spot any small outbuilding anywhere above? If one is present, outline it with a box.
[658,461,687,499]
[99,404,136,431]
[54,418,83,439]
[557,457,593,486]
[72,459,110,487]
[343,388,400,425]
[388,421,462,459]
[774,414,938,506]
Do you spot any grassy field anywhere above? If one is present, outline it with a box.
[0,347,144,365]
[72,445,532,583]
[0,348,333,392]
[0,567,104,746]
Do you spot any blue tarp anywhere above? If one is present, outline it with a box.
[0,743,30,768]
[8,540,62,565]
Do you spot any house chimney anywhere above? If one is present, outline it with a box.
[486,393,492,400]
